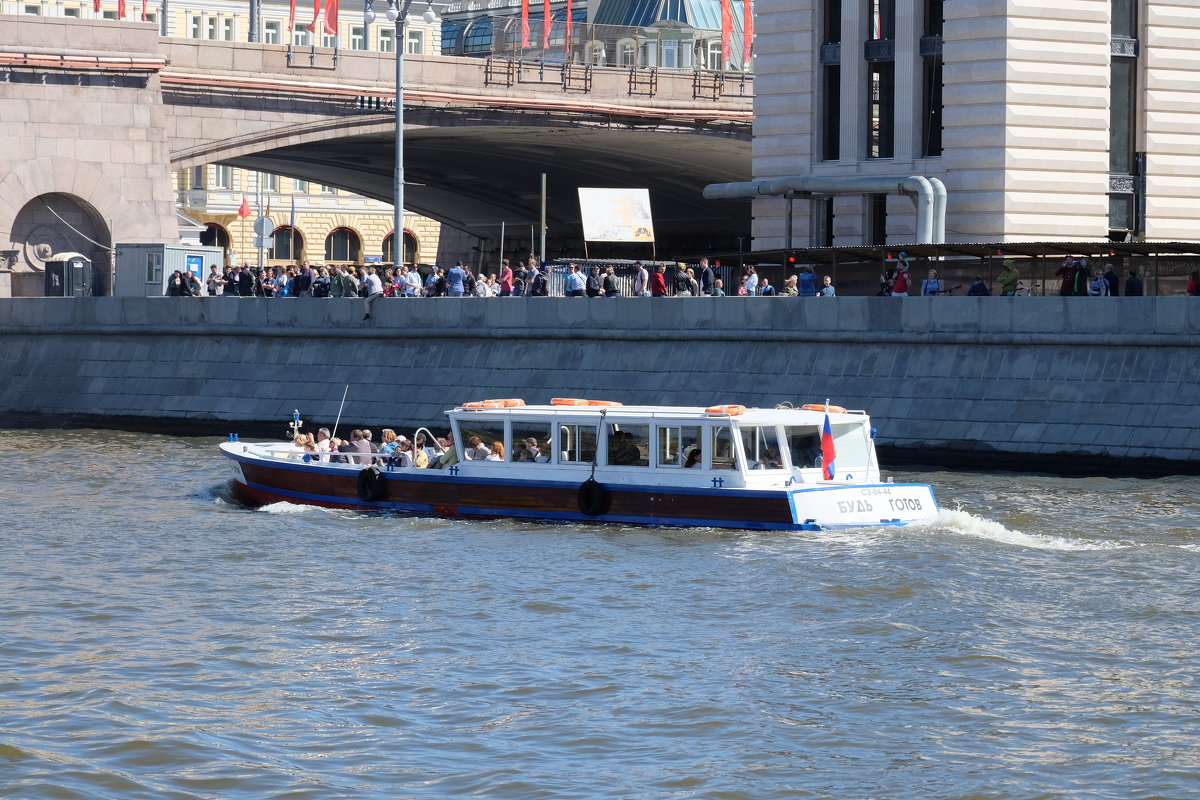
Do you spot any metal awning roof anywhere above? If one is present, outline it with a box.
[706,242,1200,266]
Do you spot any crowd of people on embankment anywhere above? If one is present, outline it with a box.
[165,257,839,299]
[162,252,1166,301]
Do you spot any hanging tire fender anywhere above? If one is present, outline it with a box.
[357,466,386,502]
[577,478,610,516]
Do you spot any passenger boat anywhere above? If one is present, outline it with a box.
[220,400,939,531]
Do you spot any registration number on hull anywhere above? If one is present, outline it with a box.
[792,484,937,526]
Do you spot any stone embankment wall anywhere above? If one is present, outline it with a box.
[1,297,1197,474]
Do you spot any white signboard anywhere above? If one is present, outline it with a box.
[578,188,656,243]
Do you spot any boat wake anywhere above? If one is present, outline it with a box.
[917,508,1127,551]
[260,501,319,515]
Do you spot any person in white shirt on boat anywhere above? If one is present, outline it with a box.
[315,427,332,462]
[463,436,491,460]
[486,441,504,461]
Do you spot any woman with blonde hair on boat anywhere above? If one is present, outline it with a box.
[379,429,399,456]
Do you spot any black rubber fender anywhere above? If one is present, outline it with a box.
[577,478,610,516]
[356,466,386,502]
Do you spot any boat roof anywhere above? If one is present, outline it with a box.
[449,402,867,424]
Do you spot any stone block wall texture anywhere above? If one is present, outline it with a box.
[1,296,1198,473]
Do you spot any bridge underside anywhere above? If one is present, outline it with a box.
[223,118,751,257]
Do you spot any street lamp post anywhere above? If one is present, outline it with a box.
[365,0,438,266]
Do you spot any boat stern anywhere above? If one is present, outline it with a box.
[787,482,938,529]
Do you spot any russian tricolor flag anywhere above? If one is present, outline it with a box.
[821,413,837,480]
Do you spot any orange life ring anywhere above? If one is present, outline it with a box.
[551,398,590,406]
[802,403,846,414]
[705,404,746,416]
[462,399,522,410]
[587,400,623,407]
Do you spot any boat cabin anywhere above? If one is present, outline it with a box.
[447,401,881,488]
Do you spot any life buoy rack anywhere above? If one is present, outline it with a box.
[802,403,846,414]
[705,404,746,416]
[576,478,610,516]
[357,466,386,502]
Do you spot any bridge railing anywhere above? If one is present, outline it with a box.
[448,17,754,82]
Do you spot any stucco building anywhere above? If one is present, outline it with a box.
[750,0,1200,248]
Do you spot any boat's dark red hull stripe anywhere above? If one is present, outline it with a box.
[234,460,797,529]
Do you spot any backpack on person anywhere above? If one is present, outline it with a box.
[312,276,330,298]
[532,273,549,296]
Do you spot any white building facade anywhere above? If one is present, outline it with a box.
[751,0,1200,248]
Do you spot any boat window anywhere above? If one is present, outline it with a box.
[459,419,505,460]
[512,422,552,463]
[559,424,598,463]
[784,426,823,469]
[832,424,871,471]
[710,426,737,470]
[657,425,702,468]
[607,422,649,467]
[740,426,785,470]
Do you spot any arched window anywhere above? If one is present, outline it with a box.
[462,18,493,55]
[199,222,230,249]
[325,227,361,262]
[383,230,419,265]
[441,19,464,55]
[706,40,722,70]
[584,40,606,65]
[272,226,303,261]
[616,38,636,66]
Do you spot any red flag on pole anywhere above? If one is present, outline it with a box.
[93,0,100,13]
[238,196,251,219]
[520,0,530,48]
[141,0,147,22]
[308,0,324,34]
[287,0,297,31]
[323,0,339,36]
[742,0,753,67]
[720,0,732,65]
[564,0,572,52]
[118,0,126,19]
[542,0,551,50]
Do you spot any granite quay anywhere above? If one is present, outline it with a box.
[2,295,1198,475]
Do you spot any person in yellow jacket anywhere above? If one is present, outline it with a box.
[997,259,1021,296]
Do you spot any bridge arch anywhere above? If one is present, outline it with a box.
[0,158,147,274]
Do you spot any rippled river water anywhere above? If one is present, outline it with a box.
[3,429,1200,800]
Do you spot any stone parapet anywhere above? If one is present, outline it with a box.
[1,296,1198,474]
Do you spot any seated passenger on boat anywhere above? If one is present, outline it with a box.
[609,430,642,465]
[463,436,490,461]
[433,432,457,468]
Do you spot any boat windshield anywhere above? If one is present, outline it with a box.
[783,426,822,469]
[740,425,785,470]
